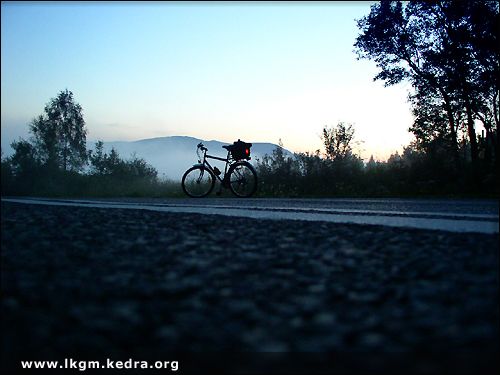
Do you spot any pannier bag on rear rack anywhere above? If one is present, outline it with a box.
[228,139,252,160]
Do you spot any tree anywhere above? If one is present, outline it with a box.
[89,143,158,180]
[354,0,499,165]
[255,139,300,196]
[1,150,14,195]
[408,85,462,159]
[126,154,158,180]
[9,139,40,178]
[88,141,107,175]
[30,89,88,171]
[411,1,499,164]
[321,122,356,160]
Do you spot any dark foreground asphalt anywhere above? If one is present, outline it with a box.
[1,202,499,374]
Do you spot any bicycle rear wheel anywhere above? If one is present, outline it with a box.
[182,165,215,198]
[228,162,258,197]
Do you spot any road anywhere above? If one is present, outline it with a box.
[2,196,498,233]
[1,197,499,373]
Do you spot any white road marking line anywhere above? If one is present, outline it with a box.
[2,198,498,234]
[5,197,498,220]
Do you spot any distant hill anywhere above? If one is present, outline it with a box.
[87,136,293,180]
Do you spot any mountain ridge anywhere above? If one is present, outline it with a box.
[87,135,292,180]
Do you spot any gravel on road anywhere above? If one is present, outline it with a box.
[1,202,499,374]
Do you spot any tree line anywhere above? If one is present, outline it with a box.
[1,91,496,198]
[255,122,496,198]
[1,89,179,197]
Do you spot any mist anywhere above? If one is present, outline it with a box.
[86,136,290,181]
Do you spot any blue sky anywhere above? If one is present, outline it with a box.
[1,1,414,160]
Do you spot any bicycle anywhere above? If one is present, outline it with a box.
[181,140,258,198]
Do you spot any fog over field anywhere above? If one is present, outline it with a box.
[87,136,292,180]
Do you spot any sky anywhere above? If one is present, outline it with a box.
[1,1,415,161]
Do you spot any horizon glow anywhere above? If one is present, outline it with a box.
[1,1,414,161]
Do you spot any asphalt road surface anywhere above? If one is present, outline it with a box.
[1,197,499,374]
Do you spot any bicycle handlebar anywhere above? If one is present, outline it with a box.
[197,142,208,152]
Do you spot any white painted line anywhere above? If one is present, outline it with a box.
[6,197,498,220]
[2,198,498,234]
[162,204,499,220]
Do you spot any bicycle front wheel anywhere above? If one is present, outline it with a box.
[182,165,215,198]
[228,162,258,198]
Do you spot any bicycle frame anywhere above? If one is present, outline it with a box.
[197,148,232,184]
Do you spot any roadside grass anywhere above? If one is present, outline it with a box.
[82,177,184,198]
[1,174,185,199]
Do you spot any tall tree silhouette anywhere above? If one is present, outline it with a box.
[30,89,87,171]
[354,0,499,166]
[321,122,355,161]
